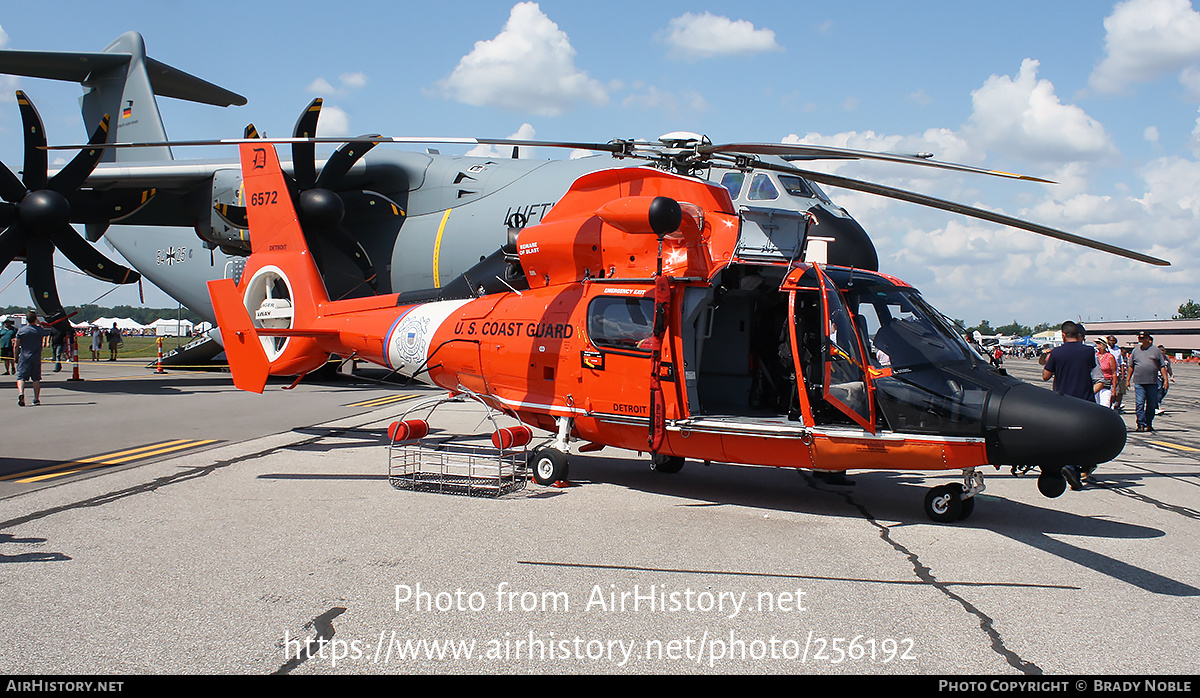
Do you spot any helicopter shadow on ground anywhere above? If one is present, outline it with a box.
[563,451,1198,598]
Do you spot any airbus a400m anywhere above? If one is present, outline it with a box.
[208,140,1138,523]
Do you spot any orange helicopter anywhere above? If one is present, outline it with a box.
[210,140,1136,522]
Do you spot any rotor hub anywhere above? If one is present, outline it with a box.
[19,190,71,232]
[298,188,344,229]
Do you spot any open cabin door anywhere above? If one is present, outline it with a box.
[814,265,876,432]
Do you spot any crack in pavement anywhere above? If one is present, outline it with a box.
[273,607,348,675]
[802,475,1042,675]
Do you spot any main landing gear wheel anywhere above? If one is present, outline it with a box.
[1037,469,1067,498]
[924,483,973,523]
[530,448,569,486]
[650,454,684,473]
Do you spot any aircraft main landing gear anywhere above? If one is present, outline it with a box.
[530,448,569,486]
[650,454,684,473]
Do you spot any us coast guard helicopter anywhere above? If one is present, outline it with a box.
[200,138,1146,523]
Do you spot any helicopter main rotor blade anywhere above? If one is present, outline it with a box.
[707,142,1055,184]
[758,160,1170,267]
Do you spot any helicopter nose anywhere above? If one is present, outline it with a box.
[986,384,1126,467]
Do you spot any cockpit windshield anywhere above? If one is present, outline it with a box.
[848,286,973,370]
[845,284,1007,435]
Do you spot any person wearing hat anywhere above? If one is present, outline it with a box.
[1128,331,1169,432]
[1106,335,1127,412]
[1092,336,1117,408]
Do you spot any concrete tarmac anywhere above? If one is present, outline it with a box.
[0,357,1197,675]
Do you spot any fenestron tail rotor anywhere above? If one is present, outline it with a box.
[0,91,150,321]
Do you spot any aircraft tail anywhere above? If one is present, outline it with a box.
[208,142,335,387]
[0,31,246,162]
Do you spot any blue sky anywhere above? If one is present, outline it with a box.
[1,0,1198,327]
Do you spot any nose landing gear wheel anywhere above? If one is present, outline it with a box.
[924,483,972,522]
[530,448,569,486]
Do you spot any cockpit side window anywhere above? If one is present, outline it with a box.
[777,175,816,199]
[720,172,745,200]
[748,174,779,201]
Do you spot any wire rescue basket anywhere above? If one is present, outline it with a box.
[386,393,530,497]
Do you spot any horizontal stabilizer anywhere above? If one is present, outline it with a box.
[0,47,246,108]
[207,278,269,393]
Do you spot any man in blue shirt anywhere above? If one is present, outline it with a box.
[1040,321,1097,490]
[14,311,54,407]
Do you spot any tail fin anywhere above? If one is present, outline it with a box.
[0,31,245,162]
[206,142,332,382]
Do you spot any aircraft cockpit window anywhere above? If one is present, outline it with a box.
[747,174,779,201]
[720,172,745,200]
[587,297,655,353]
[777,175,816,199]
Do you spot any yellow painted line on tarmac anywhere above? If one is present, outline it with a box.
[345,393,417,409]
[1147,440,1200,453]
[4,439,219,484]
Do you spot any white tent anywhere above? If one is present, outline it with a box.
[146,318,194,336]
[92,317,144,331]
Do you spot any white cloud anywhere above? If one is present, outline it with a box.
[307,78,335,94]
[966,59,1116,162]
[662,12,781,60]
[438,2,607,117]
[339,72,367,89]
[307,73,367,95]
[1089,0,1200,94]
[313,105,350,137]
[466,123,537,158]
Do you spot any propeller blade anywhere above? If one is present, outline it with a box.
[213,203,248,229]
[45,222,140,285]
[0,160,26,204]
[341,190,405,221]
[292,98,322,189]
[315,137,378,189]
[47,115,110,195]
[707,142,1056,184]
[0,202,16,228]
[327,224,377,290]
[762,160,1169,266]
[23,234,63,318]
[68,188,156,224]
[16,91,47,191]
[0,221,28,273]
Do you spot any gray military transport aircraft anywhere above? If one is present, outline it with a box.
[0,31,1168,329]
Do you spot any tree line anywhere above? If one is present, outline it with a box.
[0,304,205,326]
